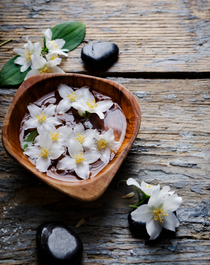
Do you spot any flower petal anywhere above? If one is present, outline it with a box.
[58,84,74,99]
[47,57,62,67]
[24,118,39,130]
[34,42,42,55]
[31,53,46,69]
[146,218,163,240]
[81,89,95,103]
[83,149,101,164]
[39,132,52,148]
[74,123,84,135]
[44,28,52,43]
[14,56,27,66]
[57,156,76,170]
[46,117,62,126]
[100,147,110,164]
[28,104,41,117]
[54,39,66,49]
[50,66,65,73]
[36,156,51,172]
[43,104,56,116]
[75,163,89,180]
[163,212,180,231]
[95,100,113,112]
[49,145,64,160]
[57,126,72,140]
[57,99,72,113]
[13,48,26,56]
[68,139,83,157]
[24,69,40,80]
[24,145,40,159]
[126,178,141,189]
[131,204,153,223]
[163,195,182,212]
[20,61,31,72]
[148,189,164,208]
[95,111,104,119]
[37,123,56,134]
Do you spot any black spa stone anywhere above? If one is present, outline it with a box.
[36,222,83,265]
[81,42,119,69]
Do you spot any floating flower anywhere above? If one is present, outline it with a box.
[34,125,72,147]
[24,103,62,134]
[95,128,120,164]
[131,189,182,240]
[56,84,87,114]
[72,88,113,119]
[57,140,101,180]
[44,28,68,57]
[24,132,65,172]
[13,36,42,72]
[67,123,96,150]
[24,53,64,80]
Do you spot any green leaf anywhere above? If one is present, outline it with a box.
[46,21,86,52]
[21,130,38,151]
[0,55,30,87]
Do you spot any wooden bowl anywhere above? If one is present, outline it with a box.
[2,74,141,201]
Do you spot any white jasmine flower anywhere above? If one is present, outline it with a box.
[72,89,113,119]
[13,35,42,72]
[24,103,62,134]
[67,123,96,150]
[34,125,72,147]
[126,178,175,197]
[57,140,101,180]
[127,178,160,196]
[44,28,68,57]
[131,189,182,240]
[24,53,64,80]
[24,132,65,172]
[95,128,120,164]
[56,84,87,114]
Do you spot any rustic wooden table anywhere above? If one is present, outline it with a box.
[0,0,210,264]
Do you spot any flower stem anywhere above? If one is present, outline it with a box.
[0,39,13,47]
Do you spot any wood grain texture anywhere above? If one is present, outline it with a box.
[0,78,210,264]
[2,73,140,201]
[1,0,210,74]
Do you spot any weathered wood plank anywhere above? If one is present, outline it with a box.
[1,0,210,74]
[0,78,210,264]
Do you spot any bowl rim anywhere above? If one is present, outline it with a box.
[2,73,141,201]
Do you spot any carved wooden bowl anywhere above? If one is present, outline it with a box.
[2,73,141,201]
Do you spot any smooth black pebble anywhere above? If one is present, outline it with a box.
[36,222,83,265]
[81,42,119,69]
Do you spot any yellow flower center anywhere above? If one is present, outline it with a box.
[74,152,85,164]
[36,112,47,123]
[145,184,151,188]
[75,133,86,144]
[97,139,107,150]
[39,66,51,74]
[50,40,58,49]
[67,92,78,102]
[50,54,59,60]
[86,99,97,110]
[24,50,32,61]
[49,131,60,141]
[153,207,168,223]
[39,148,49,158]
